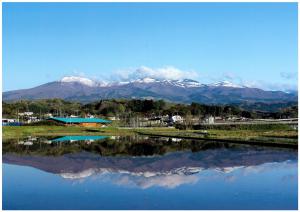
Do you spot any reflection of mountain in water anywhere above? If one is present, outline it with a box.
[3,142,297,189]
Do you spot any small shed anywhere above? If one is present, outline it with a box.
[48,117,112,127]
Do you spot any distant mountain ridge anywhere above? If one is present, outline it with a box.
[3,76,297,104]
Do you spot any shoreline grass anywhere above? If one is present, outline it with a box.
[2,126,135,140]
[3,125,298,148]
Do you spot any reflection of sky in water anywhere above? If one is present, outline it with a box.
[3,136,298,210]
[59,161,297,189]
[3,160,297,210]
[88,170,200,189]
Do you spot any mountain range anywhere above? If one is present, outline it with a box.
[3,76,297,104]
[3,145,296,186]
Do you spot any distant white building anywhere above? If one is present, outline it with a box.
[18,112,34,116]
[108,116,120,121]
[214,116,224,121]
[44,113,53,118]
[171,115,184,123]
[86,114,95,118]
[203,115,215,124]
[162,115,169,122]
[27,117,40,123]
[171,138,182,142]
[24,112,34,116]
[2,118,16,125]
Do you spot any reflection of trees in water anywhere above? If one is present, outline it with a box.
[189,139,229,152]
[3,137,297,185]
[3,136,297,157]
[127,143,166,156]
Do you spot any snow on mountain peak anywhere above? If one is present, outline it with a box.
[179,79,203,87]
[59,76,245,89]
[211,81,243,88]
[129,77,204,88]
[131,77,157,84]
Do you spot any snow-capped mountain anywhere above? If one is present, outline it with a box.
[59,76,244,89]
[3,76,297,104]
[59,166,206,180]
[209,80,243,88]
[57,76,206,88]
[58,165,248,181]
[129,78,204,88]
[3,147,296,188]
[55,76,263,90]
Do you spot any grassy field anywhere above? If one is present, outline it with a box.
[2,126,135,140]
[2,125,298,147]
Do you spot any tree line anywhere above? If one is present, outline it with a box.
[2,98,298,120]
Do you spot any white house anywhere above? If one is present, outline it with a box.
[203,115,215,124]
[18,112,34,116]
[2,118,16,125]
[27,117,40,123]
[171,115,184,123]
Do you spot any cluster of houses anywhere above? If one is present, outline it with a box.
[3,111,213,127]
[2,111,112,127]
[111,114,218,127]
[4,111,295,128]
[3,112,40,126]
[2,109,247,127]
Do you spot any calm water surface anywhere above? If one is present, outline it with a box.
[3,135,298,210]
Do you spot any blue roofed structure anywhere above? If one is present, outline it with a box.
[48,117,112,126]
[51,135,109,142]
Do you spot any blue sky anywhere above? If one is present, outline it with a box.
[3,2,298,91]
